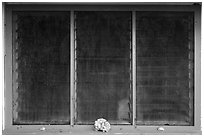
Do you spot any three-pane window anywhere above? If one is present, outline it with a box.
[12,11,194,126]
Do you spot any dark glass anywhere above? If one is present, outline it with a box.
[76,11,132,124]
[13,12,70,124]
[136,12,194,125]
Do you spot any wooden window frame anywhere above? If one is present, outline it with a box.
[3,2,201,135]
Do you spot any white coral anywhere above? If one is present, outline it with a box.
[94,118,111,132]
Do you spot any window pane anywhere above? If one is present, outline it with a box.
[13,12,70,124]
[136,12,194,125]
[76,11,131,124]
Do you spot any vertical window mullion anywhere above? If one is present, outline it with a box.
[132,11,136,126]
[70,11,75,126]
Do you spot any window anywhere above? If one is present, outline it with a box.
[3,3,201,135]
[136,11,194,126]
[13,11,70,125]
[75,11,131,124]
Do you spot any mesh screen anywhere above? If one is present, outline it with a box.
[136,12,194,125]
[76,11,132,124]
[13,12,70,124]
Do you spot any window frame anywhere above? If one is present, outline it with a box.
[3,2,201,135]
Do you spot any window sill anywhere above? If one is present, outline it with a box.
[3,125,202,135]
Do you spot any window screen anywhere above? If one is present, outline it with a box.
[11,10,195,126]
[76,11,132,124]
[13,12,70,124]
[136,12,194,125]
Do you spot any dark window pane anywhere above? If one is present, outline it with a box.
[136,12,194,125]
[13,12,70,124]
[76,11,132,124]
